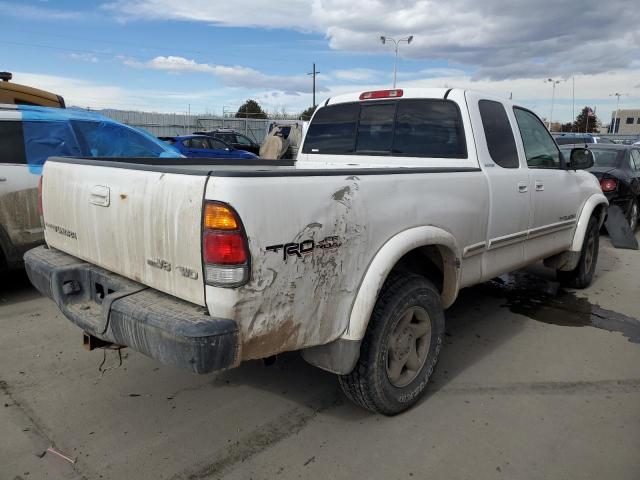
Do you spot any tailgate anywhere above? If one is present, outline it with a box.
[42,160,207,306]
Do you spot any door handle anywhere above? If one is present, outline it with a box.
[0,177,6,182]
[517,182,528,193]
[535,181,544,191]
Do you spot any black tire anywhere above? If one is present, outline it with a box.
[557,215,599,288]
[627,198,639,232]
[338,273,445,415]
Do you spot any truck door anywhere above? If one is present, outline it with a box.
[465,93,531,279]
[511,108,581,262]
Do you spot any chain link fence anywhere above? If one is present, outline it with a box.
[97,110,271,144]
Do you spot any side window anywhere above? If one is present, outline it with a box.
[187,137,209,150]
[630,150,640,171]
[208,139,228,150]
[0,121,27,164]
[513,108,561,169]
[216,133,235,144]
[478,100,519,168]
[235,134,253,145]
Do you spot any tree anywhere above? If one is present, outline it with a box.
[573,106,598,133]
[300,105,317,121]
[235,100,267,119]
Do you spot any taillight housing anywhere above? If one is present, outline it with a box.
[37,175,44,215]
[600,178,617,192]
[202,201,250,287]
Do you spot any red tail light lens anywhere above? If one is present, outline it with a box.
[37,175,43,215]
[203,232,247,265]
[359,89,403,100]
[202,201,249,287]
[600,178,617,192]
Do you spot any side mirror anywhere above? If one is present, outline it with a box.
[569,147,594,170]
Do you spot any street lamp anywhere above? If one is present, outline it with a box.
[380,35,414,88]
[545,78,563,131]
[609,92,628,133]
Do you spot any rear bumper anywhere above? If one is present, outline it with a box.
[24,246,239,374]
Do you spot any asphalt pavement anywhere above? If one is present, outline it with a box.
[1,234,639,480]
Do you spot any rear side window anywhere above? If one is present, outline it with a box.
[0,121,27,164]
[478,100,519,168]
[303,99,467,158]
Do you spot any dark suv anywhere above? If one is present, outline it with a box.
[193,129,260,155]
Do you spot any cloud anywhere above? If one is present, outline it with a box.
[102,0,640,81]
[121,55,327,94]
[101,0,314,28]
[66,53,99,63]
[331,68,379,82]
[0,1,83,20]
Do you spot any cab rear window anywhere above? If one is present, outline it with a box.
[303,99,467,158]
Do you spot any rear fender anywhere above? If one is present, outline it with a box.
[341,226,461,342]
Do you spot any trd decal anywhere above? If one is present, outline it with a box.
[266,236,341,261]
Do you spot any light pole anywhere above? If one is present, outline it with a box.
[380,35,414,88]
[609,93,627,133]
[545,78,563,131]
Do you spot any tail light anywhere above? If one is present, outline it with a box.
[359,89,403,100]
[600,178,617,192]
[37,175,44,215]
[202,201,249,287]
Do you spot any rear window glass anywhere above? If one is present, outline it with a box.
[303,103,359,154]
[554,135,594,145]
[303,99,467,158]
[478,100,519,168]
[356,103,395,152]
[560,147,621,168]
[0,120,27,165]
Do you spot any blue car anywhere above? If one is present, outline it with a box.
[160,135,258,159]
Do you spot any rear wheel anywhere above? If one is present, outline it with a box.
[627,199,639,232]
[338,274,445,415]
[557,215,599,288]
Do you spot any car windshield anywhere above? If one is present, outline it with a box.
[561,147,621,168]
[554,135,592,145]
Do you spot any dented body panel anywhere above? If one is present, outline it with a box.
[204,171,488,360]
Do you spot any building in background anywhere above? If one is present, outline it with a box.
[609,109,640,134]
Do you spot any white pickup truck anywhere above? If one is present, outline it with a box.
[25,88,607,415]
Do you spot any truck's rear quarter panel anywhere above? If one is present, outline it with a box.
[205,171,489,360]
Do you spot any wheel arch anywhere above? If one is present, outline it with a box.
[571,193,608,252]
[341,226,461,342]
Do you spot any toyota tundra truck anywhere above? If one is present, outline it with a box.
[25,88,607,415]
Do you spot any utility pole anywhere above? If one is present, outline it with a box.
[307,63,320,108]
[380,35,414,88]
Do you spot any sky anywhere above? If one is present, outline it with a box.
[2,0,639,124]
